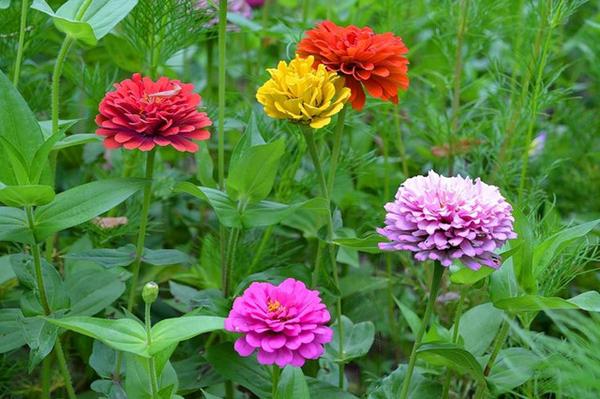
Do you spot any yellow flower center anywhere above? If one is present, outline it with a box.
[267,299,282,312]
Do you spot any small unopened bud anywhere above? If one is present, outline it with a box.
[142,281,159,304]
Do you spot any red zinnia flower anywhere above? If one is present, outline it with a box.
[96,73,212,152]
[297,21,409,111]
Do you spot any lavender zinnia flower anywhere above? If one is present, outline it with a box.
[377,171,516,270]
[225,278,333,367]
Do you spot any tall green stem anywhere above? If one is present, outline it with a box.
[326,107,347,193]
[51,38,74,136]
[25,208,76,399]
[392,104,409,178]
[248,226,273,274]
[217,0,227,187]
[12,0,29,87]
[442,289,465,399]
[302,128,345,388]
[474,319,511,398]
[272,366,281,398]
[145,302,160,398]
[399,262,444,399]
[448,0,469,176]
[126,149,156,312]
[41,355,51,398]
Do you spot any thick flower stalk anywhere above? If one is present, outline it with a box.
[96,73,212,152]
[256,55,351,129]
[297,20,409,111]
[378,171,517,270]
[225,278,333,368]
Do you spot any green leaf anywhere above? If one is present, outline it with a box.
[533,220,600,276]
[19,315,58,371]
[150,316,224,355]
[0,207,32,244]
[307,378,358,399]
[229,112,266,168]
[276,366,310,399]
[90,340,122,378]
[333,234,383,254]
[0,0,10,9]
[241,198,328,229]
[175,183,241,228]
[0,184,55,207]
[125,351,179,399]
[487,348,541,394]
[64,264,126,316]
[142,248,190,266]
[393,297,421,337]
[11,254,69,314]
[32,0,139,46]
[494,291,600,313]
[327,316,374,362]
[0,255,16,285]
[227,12,262,31]
[0,309,26,353]
[512,209,536,294]
[0,70,46,185]
[34,178,146,241]
[417,342,485,381]
[206,343,271,399]
[457,303,503,356]
[45,316,148,357]
[63,244,136,268]
[29,132,65,184]
[194,141,217,188]
[52,133,101,151]
[367,365,442,399]
[489,260,519,303]
[450,266,494,285]
[226,138,285,203]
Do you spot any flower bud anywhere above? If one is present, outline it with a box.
[142,281,159,304]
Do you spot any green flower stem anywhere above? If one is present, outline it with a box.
[448,0,469,176]
[441,289,465,399]
[302,128,345,388]
[25,207,77,399]
[392,104,409,178]
[41,355,51,399]
[474,318,511,398]
[272,366,281,398]
[145,302,160,399]
[12,0,30,87]
[126,149,156,312]
[217,0,227,188]
[399,262,444,399]
[302,0,310,24]
[326,106,347,193]
[51,37,74,136]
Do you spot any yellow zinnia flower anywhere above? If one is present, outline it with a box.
[256,55,351,129]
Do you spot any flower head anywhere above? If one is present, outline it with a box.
[256,55,351,129]
[96,73,211,152]
[297,20,409,111]
[225,278,333,367]
[377,171,516,270]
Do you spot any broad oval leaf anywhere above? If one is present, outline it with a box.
[45,316,148,357]
[53,133,101,151]
[327,316,375,362]
[417,342,485,382]
[0,207,32,244]
[34,178,146,241]
[276,366,310,399]
[150,316,224,355]
[494,291,600,313]
[0,184,55,207]
[32,0,139,46]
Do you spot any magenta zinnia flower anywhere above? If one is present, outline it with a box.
[225,278,333,367]
[377,171,516,270]
[96,73,212,152]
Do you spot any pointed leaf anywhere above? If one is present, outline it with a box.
[417,342,485,381]
[276,366,310,399]
[0,184,55,207]
[150,316,224,355]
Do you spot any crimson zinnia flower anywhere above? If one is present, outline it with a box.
[96,73,212,152]
[297,20,409,111]
[225,278,333,367]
